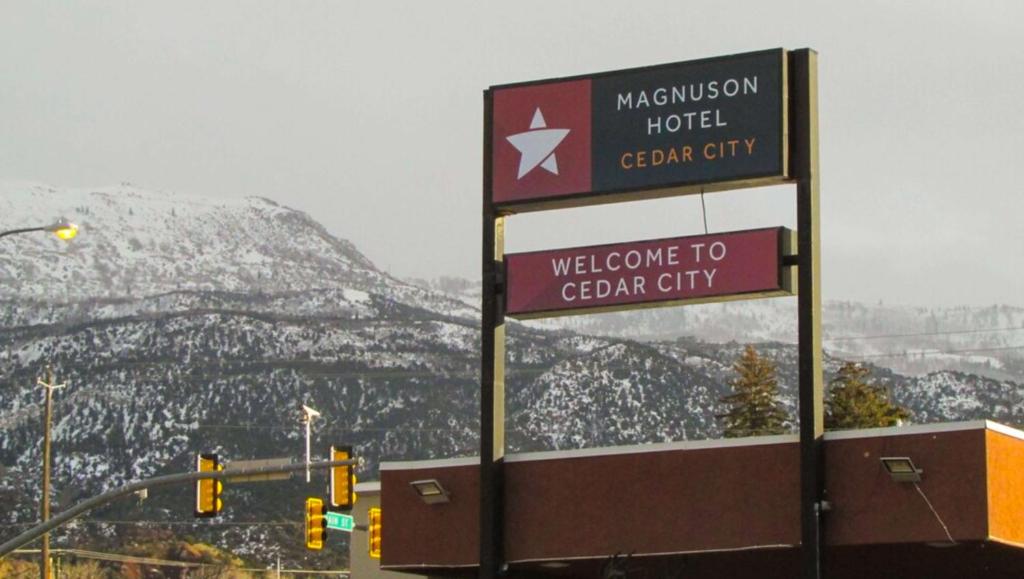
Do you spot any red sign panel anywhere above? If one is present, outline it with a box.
[505,228,792,319]
[492,79,592,203]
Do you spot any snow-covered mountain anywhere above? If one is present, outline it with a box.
[418,277,1024,383]
[0,182,381,301]
[1,182,1020,567]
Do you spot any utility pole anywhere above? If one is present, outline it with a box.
[38,366,65,579]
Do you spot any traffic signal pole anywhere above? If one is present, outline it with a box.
[0,459,356,558]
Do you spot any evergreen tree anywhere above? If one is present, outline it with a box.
[825,362,911,430]
[718,345,789,437]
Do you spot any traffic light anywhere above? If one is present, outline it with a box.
[194,454,223,518]
[329,445,356,511]
[368,507,382,559]
[305,497,327,550]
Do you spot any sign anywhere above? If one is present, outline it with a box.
[223,458,293,483]
[326,511,355,532]
[505,228,794,319]
[490,49,787,212]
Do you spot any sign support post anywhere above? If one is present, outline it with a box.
[790,48,824,579]
[480,89,506,579]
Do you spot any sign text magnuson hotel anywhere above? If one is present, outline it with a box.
[490,49,787,210]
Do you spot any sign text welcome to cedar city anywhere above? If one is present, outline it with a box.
[491,49,788,211]
[506,228,793,319]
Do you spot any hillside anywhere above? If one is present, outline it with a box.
[419,278,1024,383]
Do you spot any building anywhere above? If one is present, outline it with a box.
[366,421,1024,579]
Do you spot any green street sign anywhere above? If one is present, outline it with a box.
[326,511,355,532]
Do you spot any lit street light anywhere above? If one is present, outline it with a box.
[0,220,79,241]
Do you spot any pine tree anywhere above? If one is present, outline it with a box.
[718,345,789,438]
[825,362,911,430]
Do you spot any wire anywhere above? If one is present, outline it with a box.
[825,324,1024,342]
[913,482,956,545]
[699,188,709,235]
[0,520,302,529]
[12,547,351,575]
[847,344,1024,360]
[195,423,473,433]
[76,519,302,527]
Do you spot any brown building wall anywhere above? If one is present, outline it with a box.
[505,437,799,561]
[381,459,480,569]
[824,428,988,545]
[380,422,1022,572]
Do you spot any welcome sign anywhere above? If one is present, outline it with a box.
[490,49,787,211]
[505,228,794,319]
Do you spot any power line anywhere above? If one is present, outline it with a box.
[0,519,301,529]
[195,423,472,433]
[825,324,1024,342]
[847,344,1024,360]
[78,519,302,527]
[12,547,350,575]
[11,547,212,569]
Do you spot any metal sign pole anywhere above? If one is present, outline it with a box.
[791,48,825,579]
[480,89,506,579]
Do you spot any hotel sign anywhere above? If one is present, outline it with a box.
[490,49,788,212]
[505,228,794,319]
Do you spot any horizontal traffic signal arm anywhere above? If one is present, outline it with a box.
[0,458,357,557]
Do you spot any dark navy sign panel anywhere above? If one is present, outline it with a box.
[591,50,785,192]
[489,49,787,210]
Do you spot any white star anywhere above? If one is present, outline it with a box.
[506,108,570,179]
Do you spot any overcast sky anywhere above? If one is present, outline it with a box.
[2,1,1022,308]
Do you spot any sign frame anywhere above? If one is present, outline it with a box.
[480,48,822,579]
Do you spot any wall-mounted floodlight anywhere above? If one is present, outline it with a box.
[881,456,923,483]
[410,479,451,504]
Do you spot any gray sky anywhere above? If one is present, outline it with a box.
[2,1,1022,308]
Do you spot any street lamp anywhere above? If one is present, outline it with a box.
[0,217,78,579]
[0,220,79,241]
